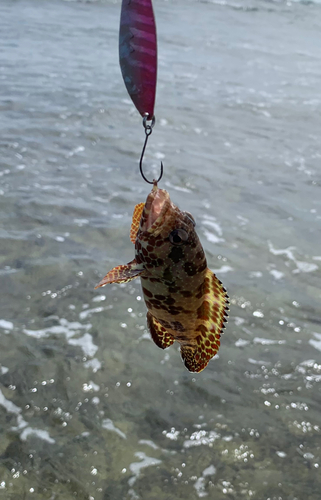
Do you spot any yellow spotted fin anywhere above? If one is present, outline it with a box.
[180,269,229,373]
[147,312,175,349]
[130,203,145,244]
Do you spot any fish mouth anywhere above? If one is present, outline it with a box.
[141,185,170,232]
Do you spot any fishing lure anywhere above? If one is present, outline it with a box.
[119,0,162,184]
[96,182,229,372]
[119,0,157,121]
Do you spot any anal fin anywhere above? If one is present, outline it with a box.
[147,312,175,349]
[95,259,144,288]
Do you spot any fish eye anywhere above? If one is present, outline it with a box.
[169,228,188,245]
[185,211,196,226]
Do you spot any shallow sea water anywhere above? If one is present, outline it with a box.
[1,0,321,498]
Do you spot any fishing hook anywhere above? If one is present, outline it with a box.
[139,115,163,184]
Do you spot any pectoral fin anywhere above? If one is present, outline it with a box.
[130,202,145,243]
[95,259,144,288]
[147,312,175,349]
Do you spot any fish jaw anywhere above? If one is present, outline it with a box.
[139,184,171,232]
[134,183,208,304]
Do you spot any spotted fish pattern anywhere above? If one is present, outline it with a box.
[96,182,229,372]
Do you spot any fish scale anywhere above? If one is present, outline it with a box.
[96,182,229,372]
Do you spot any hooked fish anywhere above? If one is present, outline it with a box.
[96,182,229,372]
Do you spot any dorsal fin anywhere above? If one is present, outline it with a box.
[130,203,145,244]
[181,268,229,373]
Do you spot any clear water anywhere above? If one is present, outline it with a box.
[0,0,320,499]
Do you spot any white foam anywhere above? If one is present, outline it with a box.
[203,465,216,476]
[11,414,28,430]
[0,268,18,276]
[24,318,91,339]
[138,439,159,450]
[211,265,233,274]
[92,295,106,302]
[128,489,139,500]
[102,418,126,439]
[249,271,262,278]
[0,390,55,444]
[253,337,285,345]
[248,358,271,365]
[293,261,318,274]
[84,358,102,372]
[235,339,250,347]
[79,305,112,320]
[128,452,162,486]
[309,332,321,352]
[236,215,249,226]
[154,151,165,160]
[68,333,98,357]
[269,269,284,280]
[0,320,13,331]
[89,381,100,392]
[23,319,97,357]
[202,219,223,236]
[268,242,296,260]
[0,389,21,415]
[164,181,192,193]
[268,242,318,274]
[193,464,217,497]
[194,477,207,497]
[203,229,225,244]
[20,428,55,444]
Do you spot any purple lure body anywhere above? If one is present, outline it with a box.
[119,0,157,119]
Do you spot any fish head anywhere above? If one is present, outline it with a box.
[135,183,207,283]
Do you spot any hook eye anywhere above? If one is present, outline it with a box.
[143,114,156,130]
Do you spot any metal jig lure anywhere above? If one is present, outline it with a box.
[119,0,163,184]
